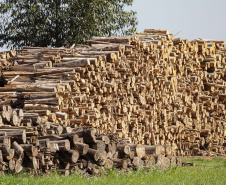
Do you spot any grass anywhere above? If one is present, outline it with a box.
[0,158,225,185]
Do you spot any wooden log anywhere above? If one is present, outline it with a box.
[96,151,107,165]
[53,59,90,67]
[87,148,100,161]
[49,140,70,152]
[106,143,116,155]
[132,157,142,168]
[14,158,23,173]
[59,133,80,145]
[117,144,130,155]
[154,155,171,169]
[112,158,128,169]
[0,116,3,126]
[164,145,172,156]
[24,104,59,111]
[144,155,156,168]
[0,136,11,148]
[0,150,3,163]
[9,159,15,171]
[75,129,97,144]
[72,142,89,155]
[12,141,24,159]
[2,130,26,144]
[0,144,14,160]
[96,135,110,144]
[144,145,165,155]
[104,159,113,169]
[89,140,105,152]
[169,156,177,167]
[128,144,146,158]
[20,144,38,157]
[58,150,79,163]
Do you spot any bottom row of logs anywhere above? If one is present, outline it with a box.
[0,128,181,176]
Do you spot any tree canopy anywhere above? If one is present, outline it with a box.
[0,0,138,48]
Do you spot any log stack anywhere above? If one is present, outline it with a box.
[0,107,176,175]
[0,29,225,160]
[0,50,16,71]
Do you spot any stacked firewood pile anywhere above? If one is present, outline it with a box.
[0,50,17,71]
[0,29,225,160]
[0,106,176,175]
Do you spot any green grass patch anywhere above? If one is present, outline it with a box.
[0,158,225,185]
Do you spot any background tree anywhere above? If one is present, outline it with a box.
[0,0,138,48]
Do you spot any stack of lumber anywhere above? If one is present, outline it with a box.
[0,29,225,158]
[0,106,176,175]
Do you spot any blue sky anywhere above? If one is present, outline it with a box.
[129,0,226,41]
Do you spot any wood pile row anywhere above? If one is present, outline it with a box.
[0,106,177,175]
[0,29,225,157]
[0,50,17,71]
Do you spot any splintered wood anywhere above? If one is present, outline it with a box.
[0,29,226,161]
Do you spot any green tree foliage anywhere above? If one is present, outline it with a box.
[0,0,138,48]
